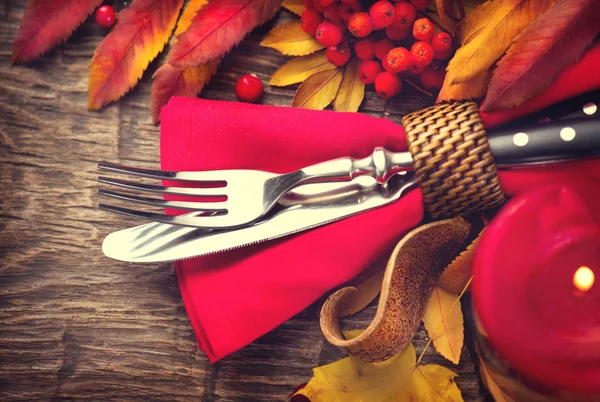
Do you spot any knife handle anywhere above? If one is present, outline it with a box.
[488,117,600,167]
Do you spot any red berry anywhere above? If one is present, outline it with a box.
[374,38,394,60]
[338,1,362,20]
[386,47,412,73]
[95,5,116,29]
[410,63,425,74]
[354,38,375,60]
[375,71,403,98]
[341,0,355,3]
[348,12,373,37]
[316,21,343,46]
[323,4,343,24]
[382,55,393,72]
[369,0,396,29]
[434,47,453,60]
[235,74,263,103]
[302,0,313,8]
[312,0,325,12]
[358,60,383,84]
[410,41,434,67]
[392,2,416,28]
[301,8,324,35]
[431,32,452,52]
[413,18,434,41]
[315,0,337,8]
[385,25,409,40]
[409,0,430,10]
[327,41,352,66]
[419,66,445,89]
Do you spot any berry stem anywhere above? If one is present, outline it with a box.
[403,78,433,99]
[418,11,451,35]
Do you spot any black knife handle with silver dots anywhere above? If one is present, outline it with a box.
[488,90,599,167]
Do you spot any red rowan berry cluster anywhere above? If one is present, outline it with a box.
[300,0,451,99]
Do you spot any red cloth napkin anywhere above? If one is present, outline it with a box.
[160,43,600,363]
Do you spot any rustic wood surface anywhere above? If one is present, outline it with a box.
[0,1,490,400]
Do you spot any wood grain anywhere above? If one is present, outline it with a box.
[0,1,489,400]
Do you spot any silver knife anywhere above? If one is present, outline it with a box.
[102,174,417,263]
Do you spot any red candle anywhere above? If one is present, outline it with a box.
[473,179,600,398]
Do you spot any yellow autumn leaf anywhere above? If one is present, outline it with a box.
[437,69,491,103]
[293,68,343,110]
[447,0,554,84]
[338,267,385,317]
[282,0,306,16]
[334,58,365,113]
[438,230,484,293]
[422,287,464,365]
[269,51,336,86]
[295,341,464,402]
[261,20,325,56]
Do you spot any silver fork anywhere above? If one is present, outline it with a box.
[97,148,414,229]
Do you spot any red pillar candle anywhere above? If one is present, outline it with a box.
[473,179,600,400]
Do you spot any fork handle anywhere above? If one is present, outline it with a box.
[299,148,413,184]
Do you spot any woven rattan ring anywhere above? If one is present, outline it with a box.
[402,101,505,219]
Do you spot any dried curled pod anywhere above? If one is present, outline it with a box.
[320,217,471,362]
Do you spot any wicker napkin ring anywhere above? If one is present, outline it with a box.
[402,101,505,219]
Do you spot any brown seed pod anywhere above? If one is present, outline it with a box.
[319,216,471,362]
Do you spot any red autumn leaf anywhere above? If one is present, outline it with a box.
[482,0,600,111]
[150,0,219,123]
[88,0,184,110]
[150,62,219,123]
[167,0,282,68]
[12,0,102,64]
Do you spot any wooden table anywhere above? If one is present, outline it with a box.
[0,1,488,400]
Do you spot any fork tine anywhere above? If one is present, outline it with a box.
[98,162,228,183]
[98,189,228,211]
[98,176,228,198]
[99,204,244,229]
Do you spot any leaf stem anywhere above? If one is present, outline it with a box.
[403,79,434,99]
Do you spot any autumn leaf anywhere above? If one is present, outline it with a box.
[437,69,490,103]
[150,0,218,123]
[261,20,325,56]
[292,69,343,110]
[88,0,184,110]
[333,58,365,113]
[437,230,483,293]
[269,51,335,86]
[482,0,600,111]
[447,0,554,85]
[422,287,464,364]
[433,0,461,32]
[168,0,281,68]
[294,340,464,402]
[282,0,306,15]
[338,267,385,317]
[12,0,102,64]
[320,218,471,362]
[150,62,219,123]
[479,356,516,402]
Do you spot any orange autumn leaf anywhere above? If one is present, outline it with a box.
[150,0,219,123]
[88,0,184,110]
[447,0,554,85]
[422,287,465,364]
[12,0,102,64]
[482,0,600,111]
[433,0,461,32]
[168,0,281,68]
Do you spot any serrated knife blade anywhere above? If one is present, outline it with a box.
[102,174,417,263]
